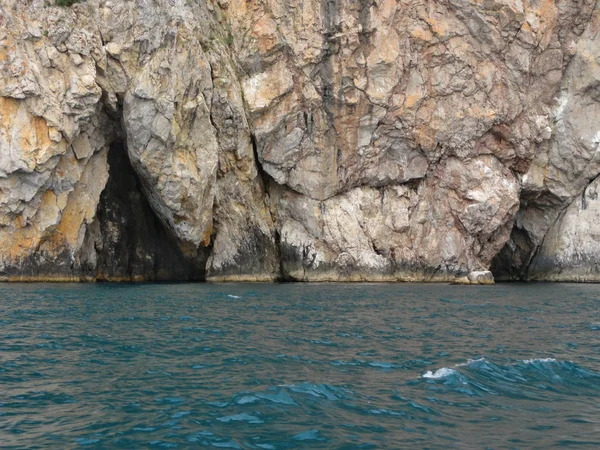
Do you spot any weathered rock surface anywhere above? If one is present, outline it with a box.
[528,176,600,281]
[272,155,518,281]
[0,0,278,281]
[493,4,600,281]
[1,0,600,282]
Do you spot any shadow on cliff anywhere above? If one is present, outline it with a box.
[90,142,209,282]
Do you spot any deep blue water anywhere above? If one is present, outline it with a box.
[1,283,600,449]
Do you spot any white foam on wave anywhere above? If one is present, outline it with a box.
[423,357,562,381]
[422,368,459,379]
[227,294,242,299]
[456,357,559,368]
[521,358,557,365]
[455,357,486,367]
[424,358,484,379]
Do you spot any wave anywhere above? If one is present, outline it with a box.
[421,358,600,398]
[278,383,350,400]
[522,357,557,364]
[422,368,461,379]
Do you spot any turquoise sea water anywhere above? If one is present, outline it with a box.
[1,282,600,449]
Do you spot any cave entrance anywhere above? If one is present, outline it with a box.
[92,142,206,281]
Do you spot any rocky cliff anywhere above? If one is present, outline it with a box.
[0,0,599,283]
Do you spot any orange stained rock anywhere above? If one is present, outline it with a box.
[39,189,58,213]
[536,0,557,21]
[424,15,448,38]
[1,98,53,167]
[411,26,434,42]
[525,0,557,47]
[32,113,52,157]
[49,152,108,252]
[405,93,423,109]
[0,44,8,65]
[202,226,213,247]
[252,15,279,55]
[52,200,84,250]
[4,223,37,260]
[0,97,18,125]
[414,126,436,152]
[470,105,497,120]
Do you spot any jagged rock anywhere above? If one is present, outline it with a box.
[229,0,586,202]
[272,154,518,281]
[528,177,600,281]
[0,0,600,283]
[204,47,279,281]
[0,0,110,279]
[494,4,600,280]
[0,0,278,281]
[468,271,495,285]
[122,36,219,252]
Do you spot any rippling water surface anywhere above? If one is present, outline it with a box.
[1,283,600,449]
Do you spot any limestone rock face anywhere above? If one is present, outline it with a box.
[1,0,600,282]
[0,1,109,280]
[0,0,278,281]
[229,0,587,200]
[272,155,518,281]
[224,0,592,280]
[528,177,600,281]
[493,5,600,281]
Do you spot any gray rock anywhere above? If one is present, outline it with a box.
[0,0,599,283]
[528,177,600,282]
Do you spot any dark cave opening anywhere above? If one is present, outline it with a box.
[92,142,206,281]
[490,233,530,282]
